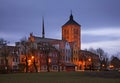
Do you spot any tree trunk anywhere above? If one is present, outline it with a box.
[100,61,103,71]
[33,58,38,72]
[46,57,50,72]
[5,56,8,73]
[4,46,8,73]
[25,56,28,73]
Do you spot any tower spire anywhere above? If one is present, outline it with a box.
[42,16,45,38]
[70,10,73,20]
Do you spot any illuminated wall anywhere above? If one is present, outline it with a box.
[62,14,81,50]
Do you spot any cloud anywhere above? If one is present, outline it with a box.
[0,32,29,46]
[82,28,120,37]
[82,39,120,55]
[0,32,17,39]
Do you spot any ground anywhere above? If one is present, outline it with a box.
[0,71,120,83]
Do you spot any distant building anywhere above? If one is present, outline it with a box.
[0,46,19,72]
[110,56,120,70]
[79,50,100,70]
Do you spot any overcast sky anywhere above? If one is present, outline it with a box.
[0,0,120,56]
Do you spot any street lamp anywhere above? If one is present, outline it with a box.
[48,58,51,63]
[88,58,91,62]
[28,60,31,66]
[32,56,34,59]
[88,58,92,70]
[102,64,105,67]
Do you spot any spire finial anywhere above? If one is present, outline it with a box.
[42,16,45,38]
[70,10,73,20]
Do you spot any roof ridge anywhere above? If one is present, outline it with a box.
[62,18,80,27]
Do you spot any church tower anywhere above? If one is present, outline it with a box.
[62,13,81,50]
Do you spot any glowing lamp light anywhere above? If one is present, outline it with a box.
[32,56,34,59]
[28,60,31,63]
[48,58,51,63]
[28,60,31,66]
[88,58,91,62]
[109,65,114,68]
[102,64,105,67]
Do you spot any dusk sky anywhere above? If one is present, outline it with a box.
[0,0,120,56]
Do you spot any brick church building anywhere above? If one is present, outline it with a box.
[0,13,100,72]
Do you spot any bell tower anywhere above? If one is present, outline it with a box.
[62,13,81,50]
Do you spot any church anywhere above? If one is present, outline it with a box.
[0,13,99,73]
[16,12,100,72]
[16,13,82,72]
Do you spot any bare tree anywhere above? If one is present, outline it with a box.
[88,48,96,54]
[44,45,51,72]
[37,43,51,72]
[115,52,120,59]
[110,56,120,70]
[96,48,109,70]
[30,42,38,72]
[88,48,109,70]
[0,38,9,73]
[21,39,29,73]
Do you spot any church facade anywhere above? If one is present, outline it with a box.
[17,13,100,72]
[0,13,100,73]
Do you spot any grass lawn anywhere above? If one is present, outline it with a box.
[0,71,120,83]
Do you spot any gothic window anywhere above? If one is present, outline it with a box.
[74,29,78,35]
[65,56,67,61]
[1,59,4,64]
[64,29,66,35]
[53,66,57,70]
[13,58,15,62]
[16,58,18,62]
[67,30,69,34]
[22,58,24,62]
[13,66,17,69]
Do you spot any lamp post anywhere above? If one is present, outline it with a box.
[21,41,28,73]
[88,58,92,70]
[83,54,87,70]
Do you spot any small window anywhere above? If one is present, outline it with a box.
[13,58,15,62]
[22,58,24,62]
[16,58,17,62]
[1,59,4,64]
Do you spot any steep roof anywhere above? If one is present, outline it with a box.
[32,36,62,43]
[62,14,81,27]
